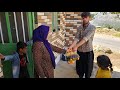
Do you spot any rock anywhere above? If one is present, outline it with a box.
[93,45,104,52]
[94,45,113,54]
[104,48,113,54]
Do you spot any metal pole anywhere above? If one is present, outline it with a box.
[52,12,54,31]
[13,12,19,42]
[32,12,35,29]
[27,12,33,39]
[21,12,26,42]
[5,12,13,43]
[0,20,4,44]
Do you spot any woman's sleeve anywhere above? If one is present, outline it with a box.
[50,44,66,54]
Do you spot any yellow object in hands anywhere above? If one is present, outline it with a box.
[66,50,80,64]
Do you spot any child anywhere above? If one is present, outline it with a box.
[96,55,113,78]
[0,41,30,78]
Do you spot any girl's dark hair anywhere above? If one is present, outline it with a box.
[97,55,113,72]
[16,41,27,52]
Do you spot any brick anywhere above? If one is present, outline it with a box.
[74,12,80,14]
[65,40,69,44]
[73,20,82,22]
[47,22,52,24]
[71,22,77,24]
[38,19,45,23]
[41,16,47,19]
[74,16,81,18]
[73,18,79,20]
[66,23,73,27]
[66,32,70,35]
[66,18,71,20]
[38,23,42,26]
[66,14,70,16]
[76,24,80,26]
[66,16,70,18]
[69,31,73,34]
[65,20,72,22]
[66,29,70,32]
[73,25,77,28]
[47,15,52,19]
[71,14,75,16]
[70,16,74,19]
[44,12,51,16]
[66,27,73,29]
[37,16,42,19]
[44,19,50,22]
[69,18,75,20]
[65,43,69,47]
[70,29,77,31]
[66,12,74,14]
[37,12,44,15]
[74,14,78,16]
[77,22,82,24]
[69,37,74,40]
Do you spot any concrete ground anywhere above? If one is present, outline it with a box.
[54,60,120,78]
[54,60,97,78]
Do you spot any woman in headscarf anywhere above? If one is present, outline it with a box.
[32,25,66,78]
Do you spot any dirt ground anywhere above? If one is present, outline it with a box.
[96,28,120,38]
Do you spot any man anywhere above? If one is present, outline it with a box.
[0,41,30,78]
[67,12,96,78]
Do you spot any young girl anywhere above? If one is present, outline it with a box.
[96,55,113,78]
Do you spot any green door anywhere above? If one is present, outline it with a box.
[0,12,35,78]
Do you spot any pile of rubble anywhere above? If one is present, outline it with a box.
[94,45,113,54]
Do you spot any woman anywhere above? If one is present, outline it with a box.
[32,25,66,78]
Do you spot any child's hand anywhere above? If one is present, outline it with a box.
[0,53,5,60]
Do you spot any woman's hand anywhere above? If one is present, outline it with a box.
[67,46,73,52]
[66,48,72,52]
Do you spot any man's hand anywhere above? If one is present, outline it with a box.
[72,46,78,51]
[67,40,78,52]
[0,53,5,60]
[72,39,86,51]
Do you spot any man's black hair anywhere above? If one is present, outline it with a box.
[81,12,91,17]
[16,41,27,52]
